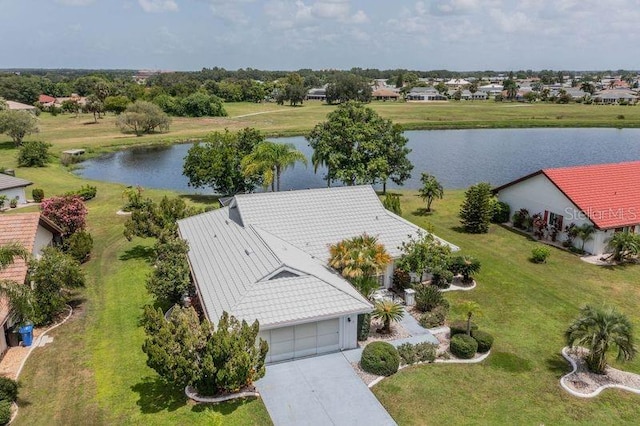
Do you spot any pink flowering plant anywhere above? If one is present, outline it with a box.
[40,195,88,235]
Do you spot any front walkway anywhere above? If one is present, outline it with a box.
[256,351,396,426]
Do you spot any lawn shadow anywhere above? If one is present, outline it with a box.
[545,353,571,378]
[179,193,220,206]
[131,376,188,414]
[487,351,534,373]
[0,141,16,151]
[119,245,155,262]
[191,397,256,416]
[413,208,434,217]
[450,225,467,234]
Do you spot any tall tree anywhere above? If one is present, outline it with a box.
[241,141,307,192]
[307,102,412,187]
[566,305,636,374]
[283,73,306,106]
[459,182,493,234]
[418,173,444,212]
[84,94,104,123]
[325,73,372,104]
[0,110,39,146]
[116,101,171,135]
[183,128,264,195]
[503,79,518,100]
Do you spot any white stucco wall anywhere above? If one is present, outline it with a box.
[0,187,27,206]
[33,225,54,258]
[340,314,358,350]
[497,174,609,254]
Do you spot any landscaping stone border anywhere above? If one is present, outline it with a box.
[441,280,476,292]
[560,347,640,398]
[185,385,260,403]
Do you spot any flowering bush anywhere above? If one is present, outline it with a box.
[41,195,87,235]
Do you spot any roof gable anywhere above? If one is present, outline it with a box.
[0,173,32,191]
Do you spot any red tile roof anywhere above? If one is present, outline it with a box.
[0,212,42,284]
[497,161,640,229]
[38,94,56,104]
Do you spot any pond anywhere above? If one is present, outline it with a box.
[75,128,640,193]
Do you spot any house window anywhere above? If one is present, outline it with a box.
[547,212,564,230]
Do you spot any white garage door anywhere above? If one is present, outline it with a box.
[260,318,341,363]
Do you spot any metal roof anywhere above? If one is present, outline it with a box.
[0,173,32,191]
[179,185,457,327]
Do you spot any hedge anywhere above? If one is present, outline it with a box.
[450,333,478,359]
[471,330,494,353]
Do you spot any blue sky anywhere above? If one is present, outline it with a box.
[1,0,638,71]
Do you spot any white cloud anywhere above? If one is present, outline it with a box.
[138,0,178,13]
[311,0,350,20]
[432,0,479,15]
[350,10,368,24]
[55,0,95,5]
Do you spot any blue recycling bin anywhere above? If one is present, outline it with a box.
[19,324,34,347]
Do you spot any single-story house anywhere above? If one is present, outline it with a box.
[306,87,326,101]
[460,90,487,100]
[494,161,640,255]
[0,213,63,355]
[0,173,32,206]
[5,101,37,112]
[593,89,638,104]
[38,94,56,107]
[445,78,470,87]
[372,88,399,101]
[406,87,447,101]
[178,185,457,363]
[478,84,503,96]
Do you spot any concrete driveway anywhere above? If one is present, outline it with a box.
[256,351,397,426]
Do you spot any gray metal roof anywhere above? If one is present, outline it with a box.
[0,173,32,191]
[178,203,373,328]
[231,185,458,261]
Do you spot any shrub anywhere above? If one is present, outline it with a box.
[32,188,44,202]
[357,313,371,341]
[0,376,19,401]
[531,246,551,263]
[472,330,495,353]
[512,208,530,229]
[450,333,478,359]
[64,230,93,263]
[449,320,478,337]
[360,341,400,376]
[382,193,402,215]
[491,200,511,223]
[431,267,454,289]
[419,305,448,328]
[40,195,88,235]
[17,141,51,167]
[397,342,437,365]
[9,197,17,208]
[415,284,445,313]
[0,400,11,425]
[73,185,97,201]
[392,269,412,292]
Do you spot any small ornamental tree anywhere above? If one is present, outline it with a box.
[123,196,201,240]
[40,195,87,235]
[0,109,39,146]
[459,182,493,234]
[418,173,443,212]
[397,231,452,283]
[141,306,268,396]
[146,232,192,305]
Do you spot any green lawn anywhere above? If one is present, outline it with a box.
[373,191,640,425]
[4,101,640,425]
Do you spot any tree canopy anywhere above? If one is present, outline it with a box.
[123,195,201,240]
[0,110,39,146]
[459,182,493,234]
[325,73,372,104]
[116,101,171,136]
[307,102,412,188]
[241,141,307,192]
[183,128,264,195]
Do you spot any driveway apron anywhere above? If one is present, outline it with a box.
[256,351,397,426]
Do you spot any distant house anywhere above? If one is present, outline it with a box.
[0,173,32,206]
[0,213,63,355]
[593,89,637,104]
[372,88,399,101]
[460,90,487,100]
[406,87,447,101]
[38,94,56,107]
[178,186,457,363]
[306,87,327,101]
[478,84,503,96]
[494,161,640,255]
[445,78,470,87]
[5,101,36,112]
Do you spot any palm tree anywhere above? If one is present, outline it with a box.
[575,224,595,252]
[580,81,595,95]
[372,300,404,334]
[566,305,636,374]
[418,173,444,212]
[459,300,482,336]
[607,232,640,262]
[0,242,28,270]
[329,234,392,297]
[242,141,308,192]
[0,243,35,325]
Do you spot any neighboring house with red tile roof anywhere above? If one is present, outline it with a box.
[0,173,32,207]
[494,161,640,255]
[38,94,56,106]
[0,213,63,355]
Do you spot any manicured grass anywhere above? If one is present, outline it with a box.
[28,101,640,157]
[372,191,640,425]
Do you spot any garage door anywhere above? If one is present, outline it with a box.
[260,318,341,363]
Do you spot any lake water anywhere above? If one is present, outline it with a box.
[75,128,640,192]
